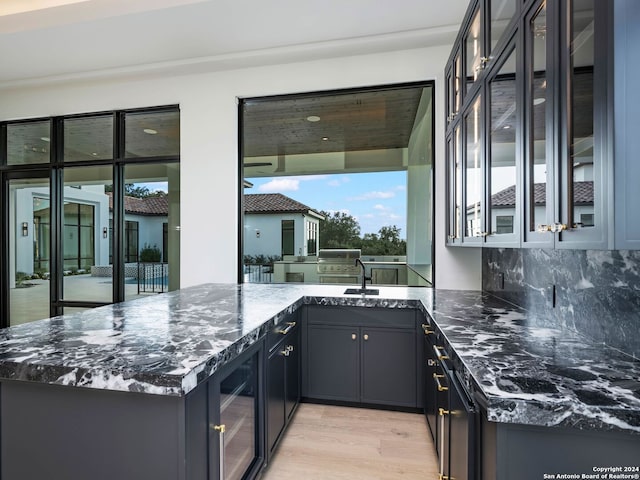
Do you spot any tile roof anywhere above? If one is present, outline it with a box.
[490,181,594,207]
[107,192,323,217]
[107,193,169,216]
[244,193,324,218]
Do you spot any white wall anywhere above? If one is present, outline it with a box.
[0,45,482,290]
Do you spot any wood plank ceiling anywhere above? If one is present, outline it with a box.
[242,87,425,158]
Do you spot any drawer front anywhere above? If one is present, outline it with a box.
[306,305,415,329]
[268,317,298,352]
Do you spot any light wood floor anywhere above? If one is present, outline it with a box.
[261,403,439,480]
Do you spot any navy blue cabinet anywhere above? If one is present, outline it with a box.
[266,315,300,459]
[209,340,265,480]
[304,306,417,408]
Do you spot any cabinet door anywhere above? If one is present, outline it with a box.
[361,327,416,407]
[557,0,609,248]
[523,1,554,246]
[488,0,518,55]
[462,93,485,243]
[209,344,263,480]
[485,42,520,246]
[446,366,475,480]
[266,346,286,456]
[307,324,359,402]
[423,332,438,442]
[464,6,484,95]
[284,327,300,420]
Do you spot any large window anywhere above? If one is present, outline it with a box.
[125,221,139,263]
[1,106,180,327]
[240,83,434,286]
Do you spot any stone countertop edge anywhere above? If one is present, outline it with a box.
[0,283,638,435]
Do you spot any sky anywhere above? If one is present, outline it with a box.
[246,171,407,239]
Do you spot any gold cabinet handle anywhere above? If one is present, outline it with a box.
[433,373,448,392]
[550,222,568,233]
[363,334,369,341]
[433,345,449,360]
[439,408,450,416]
[277,321,296,335]
[421,323,434,335]
[351,333,357,340]
[280,349,290,357]
[286,345,294,353]
[536,224,552,233]
[212,424,225,479]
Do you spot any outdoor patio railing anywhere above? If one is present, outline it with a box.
[138,262,168,293]
[243,264,274,283]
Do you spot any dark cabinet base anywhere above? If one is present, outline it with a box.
[1,381,186,480]
[481,413,640,480]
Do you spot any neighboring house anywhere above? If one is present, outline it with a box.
[13,187,168,281]
[14,185,111,278]
[465,181,595,236]
[244,193,324,259]
[107,193,169,263]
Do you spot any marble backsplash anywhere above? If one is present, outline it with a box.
[482,248,640,358]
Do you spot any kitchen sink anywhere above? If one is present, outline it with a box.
[343,288,379,295]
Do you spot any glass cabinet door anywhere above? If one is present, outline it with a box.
[465,9,484,94]
[446,126,462,244]
[523,1,553,245]
[210,348,262,480]
[486,45,519,244]
[558,0,607,247]
[489,0,518,54]
[463,94,483,242]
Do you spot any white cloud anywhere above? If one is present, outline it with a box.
[258,178,300,192]
[348,190,396,201]
[373,204,389,211]
[395,185,407,191]
[327,176,350,187]
[299,175,329,182]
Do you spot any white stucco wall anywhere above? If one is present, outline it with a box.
[13,186,110,275]
[0,45,482,289]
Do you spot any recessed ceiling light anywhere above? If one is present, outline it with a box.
[306,115,321,122]
[533,98,545,105]
[143,128,158,135]
[321,137,329,141]
[40,137,50,142]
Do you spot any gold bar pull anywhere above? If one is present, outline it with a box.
[213,424,226,479]
[277,321,296,335]
[433,373,448,392]
[433,345,449,360]
[421,323,434,335]
[439,408,450,416]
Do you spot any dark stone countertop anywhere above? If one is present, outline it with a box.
[0,283,638,434]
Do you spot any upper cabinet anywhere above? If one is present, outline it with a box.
[446,0,615,249]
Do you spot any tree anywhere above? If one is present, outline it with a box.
[361,226,406,255]
[105,184,167,198]
[319,211,361,249]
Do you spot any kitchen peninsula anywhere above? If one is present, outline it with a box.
[0,283,638,480]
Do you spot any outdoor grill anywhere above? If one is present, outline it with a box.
[317,249,361,284]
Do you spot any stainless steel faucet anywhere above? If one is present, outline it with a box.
[355,258,371,291]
